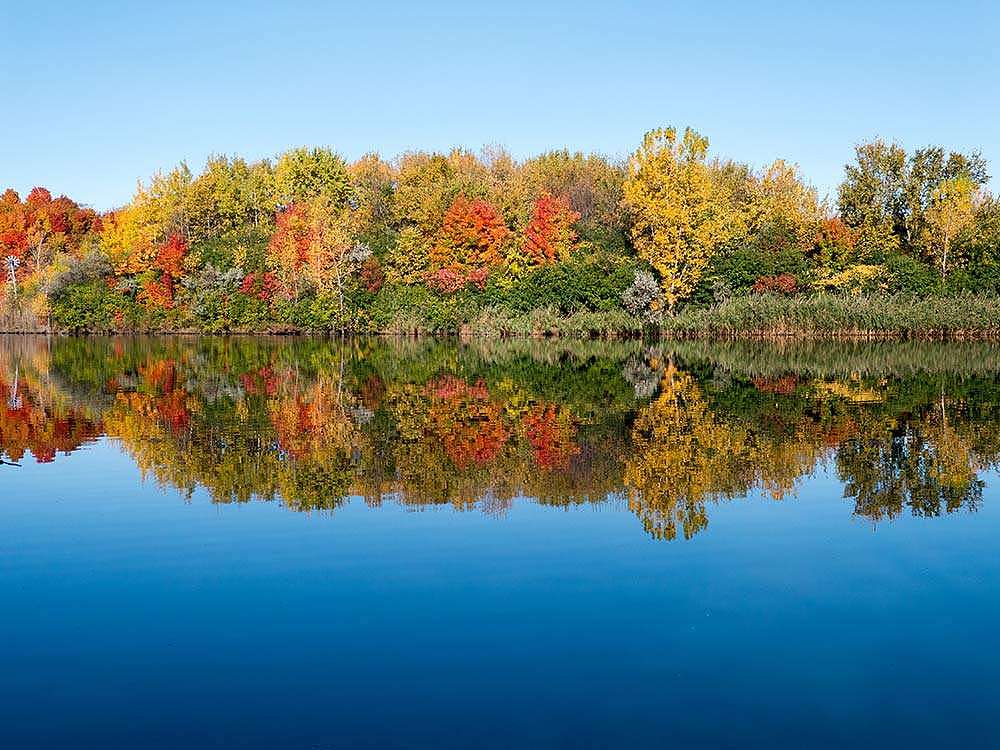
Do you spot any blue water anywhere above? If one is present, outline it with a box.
[3,337,1000,747]
[3,443,998,747]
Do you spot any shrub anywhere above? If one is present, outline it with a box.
[483,252,637,314]
[50,280,130,331]
[44,251,114,298]
[622,270,663,321]
[696,247,809,303]
[884,254,938,295]
[753,273,798,296]
[812,264,883,295]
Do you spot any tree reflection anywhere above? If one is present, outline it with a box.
[1,335,998,539]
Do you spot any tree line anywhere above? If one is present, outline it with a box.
[1,128,997,333]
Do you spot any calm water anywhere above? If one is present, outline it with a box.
[3,335,1000,748]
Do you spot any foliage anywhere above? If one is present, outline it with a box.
[4,128,1000,335]
[622,269,663,321]
[753,273,798,295]
[838,139,988,262]
[430,195,509,275]
[274,147,350,205]
[624,127,735,313]
[523,192,581,266]
[925,175,976,280]
[45,251,114,298]
[49,281,131,331]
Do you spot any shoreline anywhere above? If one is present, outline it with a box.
[5,328,1000,341]
[8,291,1000,340]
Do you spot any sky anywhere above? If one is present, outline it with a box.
[2,0,998,211]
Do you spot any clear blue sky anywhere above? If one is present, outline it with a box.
[3,0,997,211]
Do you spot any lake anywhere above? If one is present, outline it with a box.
[2,335,1000,748]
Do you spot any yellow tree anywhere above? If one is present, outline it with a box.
[307,199,371,332]
[748,159,821,252]
[100,189,160,274]
[624,127,732,313]
[925,175,975,281]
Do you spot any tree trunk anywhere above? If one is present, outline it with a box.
[34,236,44,270]
[941,235,949,281]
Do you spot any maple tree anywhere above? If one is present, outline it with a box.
[141,234,188,308]
[266,203,313,296]
[430,196,509,275]
[523,192,580,266]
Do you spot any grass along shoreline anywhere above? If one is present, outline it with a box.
[5,293,1000,339]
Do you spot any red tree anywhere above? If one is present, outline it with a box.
[523,192,580,266]
[266,203,313,295]
[143,234,188,308]
[431,196,509,273]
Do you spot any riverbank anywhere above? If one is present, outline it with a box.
[6,293,1000,339]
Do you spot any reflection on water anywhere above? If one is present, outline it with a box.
[2,335,1000,539]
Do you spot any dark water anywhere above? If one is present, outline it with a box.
[3,335,1000,748]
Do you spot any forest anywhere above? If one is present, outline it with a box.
[1,127,998,336]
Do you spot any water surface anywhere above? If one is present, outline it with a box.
[3,336,1000,747]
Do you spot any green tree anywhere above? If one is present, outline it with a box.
[837,140,907,260]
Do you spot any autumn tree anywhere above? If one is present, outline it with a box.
[100,165,191,275]
[266,203,313,296]
[838,140,988,261]
[812,216,858,270]
[185,155,276,242]
[306,199,372,331]
[521,150,628,251]
[142,234,188,308]
[746,160,821,254]
[523,192,581,266]
[925,175,976,281]
[904,147,988,256]
[386,152,465,284]
[348,153,396,253]
[147,164,194,240]
[274,147,350,206]
[623,127,733,313]
[430,195,509,277]
[25,188,55,270]
[265,198,371,326]
[0,188,101,297]
[0,190,29,272]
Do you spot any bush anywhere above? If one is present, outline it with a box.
[752,273,798,296]
[50,281,131,332]
[480,252,637,314]
[884,254,938,295]
[365,283,472,334]
[696,247,809,303]
[44,251,114,298]
[179,264,244,332]
[622,270,663,321]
